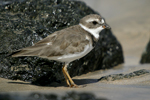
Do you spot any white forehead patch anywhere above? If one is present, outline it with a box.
[101,19,105,24]
[86,18,99,23]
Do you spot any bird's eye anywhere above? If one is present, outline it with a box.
[92,21,98,25]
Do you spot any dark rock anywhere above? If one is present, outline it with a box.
[0,0,124,85]
[140,40,150,63]
[0,92,108,100]
[98,69,150,81]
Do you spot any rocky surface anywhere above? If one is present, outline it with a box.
[140,40,150,63]
[0,1,150,100]
[0,92,107,100]
[98,69,150,81]
[0,0,124,85]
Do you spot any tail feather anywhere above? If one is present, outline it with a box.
[12,50,28,57]
[12,49,42,57]
[6,50,21,57]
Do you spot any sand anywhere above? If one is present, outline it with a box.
[1,0,150,100]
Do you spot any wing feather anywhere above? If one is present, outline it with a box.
[12,25,91,58]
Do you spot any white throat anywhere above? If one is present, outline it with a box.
[79,23,103,39]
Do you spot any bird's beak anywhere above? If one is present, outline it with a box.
[102,24,111,29]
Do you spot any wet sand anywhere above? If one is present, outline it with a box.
[1,64,150,100]
[1,0,150,100]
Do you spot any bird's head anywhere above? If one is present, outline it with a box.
[79,14,110,39]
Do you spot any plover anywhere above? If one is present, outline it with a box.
[12,14,110,87]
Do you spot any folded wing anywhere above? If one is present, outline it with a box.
[12,27,90,59]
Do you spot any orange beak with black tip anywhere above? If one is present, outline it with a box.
[102,24,111,29]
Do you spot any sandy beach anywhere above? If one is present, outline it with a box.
[0,0,150,100]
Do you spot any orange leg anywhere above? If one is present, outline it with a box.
[62,63,78,88]
[62,65,70,87]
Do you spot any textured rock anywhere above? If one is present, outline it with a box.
[0,0,124,85]
[98,69,150,81]
[140,40,150,63]
[0,92,108,100]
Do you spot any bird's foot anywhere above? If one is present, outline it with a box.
[70,84,78,88]
[70,84,86,88]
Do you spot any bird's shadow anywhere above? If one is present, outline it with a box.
[73,79,98,85]
[8,79,99,87]
[8,82,31,85]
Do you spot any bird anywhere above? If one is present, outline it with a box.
[12,14,110,88]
